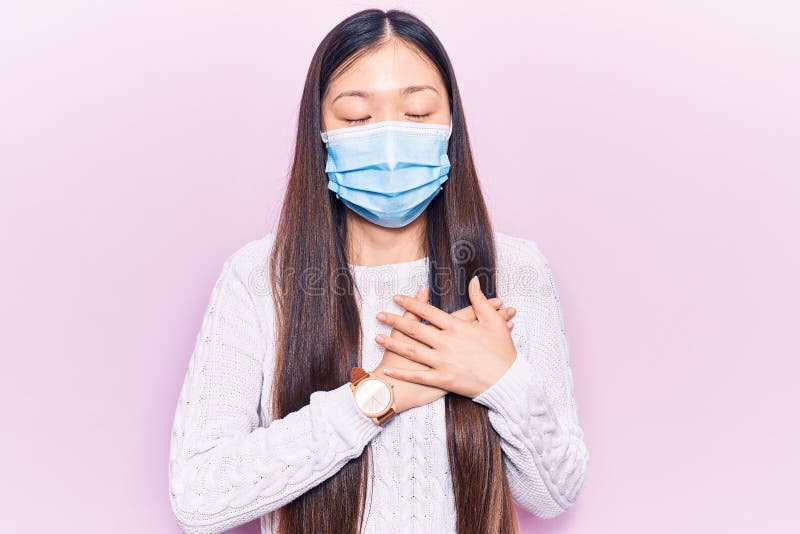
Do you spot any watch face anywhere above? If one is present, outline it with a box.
[354,378,391,416]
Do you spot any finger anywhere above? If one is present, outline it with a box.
[408,289,503,324]
[375,333,436,367]
[401,285,426,322]
[488,308,514,328]
[468,275,497,324]
[465,304,516,328]
[389,285,424,343]
[417,285,431,325]
[391,286,431,343]
[390,327,425,345]
[382,366,445,390]
[377,311,443,347]
[381,364,447,392]
[392,291,461,330]
[498,306,516,321]
[452,297,504,323]
[473,311,514,329]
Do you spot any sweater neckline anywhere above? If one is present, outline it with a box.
[347,256,430,299]
[347,255,429,272]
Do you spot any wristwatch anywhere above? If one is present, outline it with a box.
[349,366,397,426]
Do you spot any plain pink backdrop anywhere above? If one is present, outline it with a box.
[1,1,798,533]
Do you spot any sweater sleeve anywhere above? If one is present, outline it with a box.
[168,245,383,534]
[471,238,589,519]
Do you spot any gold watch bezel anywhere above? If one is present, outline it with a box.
[350,366,397,425]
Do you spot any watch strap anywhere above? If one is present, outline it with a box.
[374,406,396,425]
[350,366,369,385]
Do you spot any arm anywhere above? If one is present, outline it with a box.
[472,239,589,519]
[168,245,382,534]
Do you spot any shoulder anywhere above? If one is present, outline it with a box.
[224,232,276,269]
[217,232,276,297]
[492,230,559,304]
[493,230,548,272]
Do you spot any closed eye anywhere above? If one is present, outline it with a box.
[345,113,432,125]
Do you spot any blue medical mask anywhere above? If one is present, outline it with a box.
[320,119,453,228]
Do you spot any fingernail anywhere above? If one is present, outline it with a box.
[393,294,403,303]
[375,334,385,343]
[377,312,387,321]
[383,368,394,375]
[507,320,514,328]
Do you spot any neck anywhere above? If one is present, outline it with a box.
[345,212,427,266]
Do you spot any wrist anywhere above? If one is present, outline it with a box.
[472,352,544,412]
[473,353,518,399]
[372,366,406,413]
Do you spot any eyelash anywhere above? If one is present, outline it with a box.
[345,113,431,125]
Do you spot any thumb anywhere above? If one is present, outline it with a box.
[468,275,494,323]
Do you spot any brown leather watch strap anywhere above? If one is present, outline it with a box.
[350,366,369,385]
[374,406,396,425]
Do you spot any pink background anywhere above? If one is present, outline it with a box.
[2,1,798,532]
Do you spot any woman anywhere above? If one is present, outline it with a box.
[168,8,588,534]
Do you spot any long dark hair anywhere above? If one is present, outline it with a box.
[268,8,517,533]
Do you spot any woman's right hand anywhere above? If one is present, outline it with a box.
[374,286,516,414]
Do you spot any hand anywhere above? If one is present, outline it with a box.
[375,276,518,399]
[374,284,516,413]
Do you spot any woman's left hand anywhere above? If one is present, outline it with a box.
[375,276,519,399]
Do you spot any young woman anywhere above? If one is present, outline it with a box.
[168,8,588,534]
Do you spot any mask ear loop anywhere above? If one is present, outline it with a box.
[446,112,454,140]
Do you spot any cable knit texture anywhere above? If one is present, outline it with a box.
[168,230,589,533]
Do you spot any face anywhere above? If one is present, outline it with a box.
[321,38,451,132]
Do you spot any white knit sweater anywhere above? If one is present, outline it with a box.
[168,230,589,533]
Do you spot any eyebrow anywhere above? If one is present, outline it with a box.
[331,84,440,104]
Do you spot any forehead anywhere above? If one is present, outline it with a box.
[326,39,444,96]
